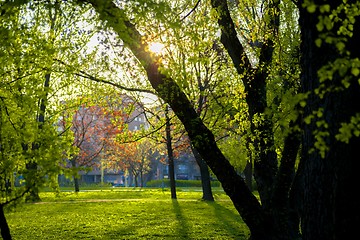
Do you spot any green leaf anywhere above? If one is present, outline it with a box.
[320,4,330,13]
[307,4,317,13]
[315,38,322,47]
[351,68,360,76]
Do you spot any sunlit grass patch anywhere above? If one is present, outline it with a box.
[6,188,250,239]
[38,187,227,202]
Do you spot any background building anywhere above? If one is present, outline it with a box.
[58,94,201,187]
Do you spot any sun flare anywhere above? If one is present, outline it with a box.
[148,42,165,55]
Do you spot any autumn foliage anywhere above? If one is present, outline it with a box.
[71,103,124,169]
[58,96,126,175]
[105,137,155,187]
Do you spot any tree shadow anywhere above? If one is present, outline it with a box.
[205,200,250,239]
[102,200,191,239]
[171,199,190,239]
[103,225,137,239]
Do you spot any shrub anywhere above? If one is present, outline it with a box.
[146,179,221,188]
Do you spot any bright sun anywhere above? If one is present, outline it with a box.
[148,42,165,55]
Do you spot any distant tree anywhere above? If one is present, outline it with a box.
[142,103,193,199]
[164,105,177,198]
[61,96,125,192]
[105,136,155,187]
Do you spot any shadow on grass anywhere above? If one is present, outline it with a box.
[102,225,137,239]
[172,199,190,239]
[206,201,250,239]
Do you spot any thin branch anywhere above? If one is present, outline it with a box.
[119,123,166,144]
[54,59,157,95]
[180,0,201,21]
[1,69,45,85]
[76,70,155,94]
[57,124,72,137]
[0,96,18,132]
[1,185,32,206]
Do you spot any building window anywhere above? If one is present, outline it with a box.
[178,164,188,173]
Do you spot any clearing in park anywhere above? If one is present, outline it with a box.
[5,187,250,239]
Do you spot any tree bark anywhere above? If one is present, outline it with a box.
[298,0,360,238]
[71,158,80,192]
[270,118,302,239]
[73,176,80,192]
[191,146,214,201]
[243,160,253,192]
[165,106,177,199]
[0,205,12,240]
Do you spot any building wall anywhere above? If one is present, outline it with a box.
[71,153,201,186]
[153,153,201,182]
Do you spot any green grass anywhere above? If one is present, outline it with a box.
[4,188,250,239]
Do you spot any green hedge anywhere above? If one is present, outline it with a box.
[146,179,221,188]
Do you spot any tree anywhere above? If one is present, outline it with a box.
[143,102,193,199]
[164,105,177,198]
[79,1,279,238]
[61,95,125,191]
[105,135,155,187]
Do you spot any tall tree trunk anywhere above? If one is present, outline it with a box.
[299,0,360,239]
[140,171,143,188]
[134,174,139,187]
[270,117,302,239]
[73,176,80,192]
[0,205,12,240]
[71,158,80,192]
[25,161,41,203]
[243,138,254,192]
[193,81,214,201]
[191,146,214,201]
[210,0,279,210]
[165,106,176,199]
[25,73,51,202]
[243,160,253,192]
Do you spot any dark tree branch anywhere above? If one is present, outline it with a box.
[180,0,201,21]
[210,0,253,82]
[55,59,156,95]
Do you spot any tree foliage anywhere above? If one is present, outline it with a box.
[59,94,126,191]
[105,137,155,187]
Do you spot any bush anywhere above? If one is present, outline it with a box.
[146,179,221,188]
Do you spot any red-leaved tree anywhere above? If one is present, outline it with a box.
[105,137,156,187]
[61,97,126,191]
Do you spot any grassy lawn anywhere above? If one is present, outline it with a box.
[4,188,250,239]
